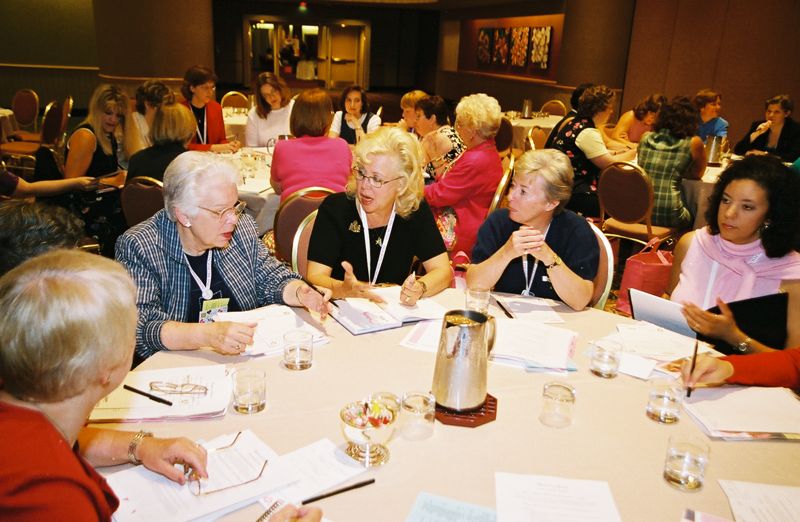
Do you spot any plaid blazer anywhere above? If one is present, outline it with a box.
[116,209,299,360]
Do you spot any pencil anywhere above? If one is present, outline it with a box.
[300,276,339,308]
[301,478,375,505]
[686,339,699,398]
[124,384,173,406]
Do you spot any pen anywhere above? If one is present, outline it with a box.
[124,384,173,406]
[301,478,375,505]
[686,339,699,398]
[494,296,514,318]
[300,276,339,308]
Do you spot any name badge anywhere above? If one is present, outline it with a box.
[199,297,230,323]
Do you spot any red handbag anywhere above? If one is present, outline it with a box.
[615,238,674,316]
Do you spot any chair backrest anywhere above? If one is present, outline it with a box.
[40,101,65,146]
[588,221,614,310]
[121,176,165,227]
[597,162,655,234]
[530,126,547,150]
[540,99,567,116]
[488,154,514,216]
[11,88,39,130]
[220,91,249,109]
[494,117,514,154]
[59,96,73,146]
[273,186,334,262]
[376,106,383,118]
[291,210,318,277]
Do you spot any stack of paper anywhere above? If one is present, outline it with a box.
[494,295,564,323]
[90,365,231,422]
[719,480,800,521]
[331,287,448,335]
[217,305,328,356]
[616,323,714,361]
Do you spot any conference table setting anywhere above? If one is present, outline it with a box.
[223,107,249,145]
[91,288,800,522]
[227,146,280,236]
[0,107,18,143]
[506,112,564,151]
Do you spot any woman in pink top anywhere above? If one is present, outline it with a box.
[270,88,351,202]
[423,93,504,258]
[667,155,800,350]
[611,93,666,148]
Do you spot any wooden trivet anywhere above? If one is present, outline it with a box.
[435,394,497,428]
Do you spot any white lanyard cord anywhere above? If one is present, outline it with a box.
[701,261,719,310]
[358,202,397,285]
[184,250,214,300]
[195,106,207,144]
[520,223,551,296]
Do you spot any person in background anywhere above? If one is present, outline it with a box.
[245,72,294,147]
[733,94,800,163]
[682,349,800,390]
[307,127,451,305]
[424,93,504,257]
[544,82,594,149]
[329,85,381,145]
[694,89,728,142]
[468,149,599,310]
[414,95,465,180]
[668,155,800,352]
[551,85,637,217]
[127,80,173,157]
[611,93,667,148]
[637,96,706,228]
[397,89,427,135]
[181,65,240,153]
[127,102,195,181]
[270,88,351,202]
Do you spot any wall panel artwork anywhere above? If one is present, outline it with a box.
[529,26,552,69]
[509,26,530,68]
[477,28,493,66]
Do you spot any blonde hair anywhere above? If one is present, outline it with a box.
[151,102,195,146]
[401,89,427,109]
[85,83,129,157]
[455,93,502,140]
[163,151,238,220]
[345,126,424,218]
[0,249,136,402]
[514,149,574,212]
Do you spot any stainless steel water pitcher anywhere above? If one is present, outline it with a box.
[431,310,496,411]
[522,99,533,119]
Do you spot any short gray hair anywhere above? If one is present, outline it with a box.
[455,93,502,140]
[163,151,238,221]
[514,149,574,213]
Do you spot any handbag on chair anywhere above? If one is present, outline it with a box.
[616,238,673,316]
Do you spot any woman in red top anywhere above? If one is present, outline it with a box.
[181,65,240,153]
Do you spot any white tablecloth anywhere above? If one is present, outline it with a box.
[510,115,563,150]
[229,147,280,235]
[223,113,248,145]
[0,107,19,143]
[98,289,800,521]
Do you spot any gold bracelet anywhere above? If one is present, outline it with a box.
[416,279,428,296]
[128,430,153,465]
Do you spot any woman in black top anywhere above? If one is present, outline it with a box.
[128,102,195,181]
[734,94,800,163]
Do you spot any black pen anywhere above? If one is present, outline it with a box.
[686,339,699,398]
[300,276,339,308]
[494,296,514,318]
[301,478,375,505]
[124,384,173,406]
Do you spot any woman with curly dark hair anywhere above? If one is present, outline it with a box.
[611,93,667,148]
[637,96,707,228]
[667,155,800,351]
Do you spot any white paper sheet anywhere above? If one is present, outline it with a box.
[685,386,800,434]
[217,305,328,356]
[628,288,696,338]
[330,298,402,335]
[495,472,622,522]
[617,323,713,361]
[494,295,564,323]
[719,479,800,522]
[405,491,496,522]
[617,352,658,379]
[400,319,442,353]
[491,318,575,370]
[370,286,450,322]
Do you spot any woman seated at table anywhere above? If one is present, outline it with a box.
[398,89,427,135]
[733,94,800,163]
[181,65,240,153]
[467,149,599,311]
[306,126,451,305]
[694,89,728,141]
[63,83,130,257]
[0,249,210,518]
[414,95,465,180]
[552,85,637,218]
[127,80,172,156]
[611,93,666,148]
[115,151,329,362]
[683,349,800,390]
[270,88,351,202]
[667,155,800,351]
[637,96,707,228]
[245,72,294,147]
[128,102,195,181]
[424,93,504,257]
[328,85,381,145]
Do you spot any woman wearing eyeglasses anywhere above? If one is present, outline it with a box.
[306,127,452,305]
[116,152,330,363]
[180,65,240,153]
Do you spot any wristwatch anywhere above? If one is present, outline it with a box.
[734,336,752,354]
[544,254,562,270]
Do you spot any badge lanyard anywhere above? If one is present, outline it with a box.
[185,250,214,300]
[358,202,397,285]
[195,106,207,144]
[520,223,551,297]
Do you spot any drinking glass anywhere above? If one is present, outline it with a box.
[539,381,575,428]
[465,288,490,315]
[283,330,313,370]
[232,368,266,414]
[400,391,436,441]
[646,378,683,424]
[589,343,621,378]
[663,435,709,491]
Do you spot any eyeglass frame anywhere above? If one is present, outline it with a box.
[188,431,269,496]
[197,200,247,222]
[352,167,402,189]
[149,381,209,396]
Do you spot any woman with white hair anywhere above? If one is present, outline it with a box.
[423,93,504,258]
[467,149,600,310]
[307,126,451,305]
[116,151,329,362]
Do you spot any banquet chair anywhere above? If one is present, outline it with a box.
[494,117,514,158]
[273,186,334,263]
[121,176,164,227]
[1,100,63,178]
[220,91,249,109]
[488,154,514,215]
[588,221,614,310]
[528,126,547,151]
[540,99,567,116]
[597,161,679,246]
[291,210,318,278]
[9,88,40,139]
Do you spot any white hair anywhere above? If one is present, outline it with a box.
[162,151,239,221]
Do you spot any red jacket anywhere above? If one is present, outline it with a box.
[723,348,800,389]
[182,100,228,151]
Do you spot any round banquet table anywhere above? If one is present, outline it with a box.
[96,289,800,521]
[509,114,563,150]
